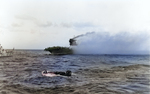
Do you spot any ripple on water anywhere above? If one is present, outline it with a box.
[23,76,74,88]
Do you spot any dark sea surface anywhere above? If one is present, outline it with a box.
[0,50,150,94]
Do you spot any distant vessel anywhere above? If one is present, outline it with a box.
[45,32,94,55]
[44,46,73,55]
[0,44,14,56]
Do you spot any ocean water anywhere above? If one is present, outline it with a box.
[0,50,150,94]
[12,50,150,71]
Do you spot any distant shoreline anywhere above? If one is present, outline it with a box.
[11,49,150,56]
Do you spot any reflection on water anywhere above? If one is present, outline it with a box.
[0,50,150,94]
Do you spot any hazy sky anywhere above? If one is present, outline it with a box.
[0,0,150,49]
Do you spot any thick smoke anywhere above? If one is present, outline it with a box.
[72,32,150,54]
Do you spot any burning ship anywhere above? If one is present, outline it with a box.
[45,32,94,55]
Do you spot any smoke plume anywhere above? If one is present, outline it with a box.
[72,32,150,54]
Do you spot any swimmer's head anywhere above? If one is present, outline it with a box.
[43,70,47,74]
[66,70,71,76]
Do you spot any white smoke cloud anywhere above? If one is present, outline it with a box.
[72,32,150,54]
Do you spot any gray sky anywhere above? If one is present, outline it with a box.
[0,0,150,49]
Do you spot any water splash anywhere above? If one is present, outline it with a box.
[72,32,150,54]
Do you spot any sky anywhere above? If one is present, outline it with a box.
[0,0,150,53]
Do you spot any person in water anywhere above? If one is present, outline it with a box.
[43,70,71,76]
